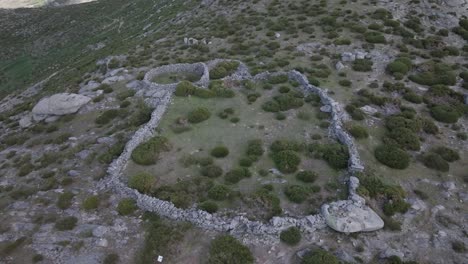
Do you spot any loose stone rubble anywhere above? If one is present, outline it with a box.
[99,59,383,239]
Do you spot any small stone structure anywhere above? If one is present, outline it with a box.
[143,62,209,90]
[99,60,383,240]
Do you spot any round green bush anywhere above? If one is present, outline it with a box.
[246,139,264,157]
[188,107,211,123]
[280,227,302,245]
[117,198,137,216]
[225,167,251,184]
[374,145,410,169]
[200,165,223,178]
[239,157,253,167]
[430,105,461,123]
[348,125,369,139]
[82,195,99,211]
[284,185,309,203]
[386,127,420,151]
[208,185,230,201]
[432,146,460,162]
[128,172,155,194]
[320,143,349,170]
[301,249,339,264]
[422,153,449,172]
[338,79,352,87]
[386,61,409,75]
[211,146,229,158]
[55,216,78,231]
[296,171,318,183]
[279,86,290,93]
[208,235,254,264]
[198,201,219,213]
[210,66,228,79]
[131,136,171,165]
[103,253,120,264]
[272,150,301,173]
[174,81,196,96]
[275,112,286,120]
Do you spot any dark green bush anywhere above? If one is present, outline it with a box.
[187,107,211,123]
[129,172,155,194]
[385,127,420,151]
[352,59,373,72]
[95,109,122,125]
[374,145,410,169]
[422,153,449,172]
[432,146,460,162]
[270,139,302,153]
[82,195,99,211]
[246,139,264,157]
[280,227,301,245]
[55,216,78,231]
[225,167,251,184]
[211,146,229,158]
[208,235,254,264]
[452,240,466,253]
[301,249,339,264]
[268,74,288,84]
[348,125,369,139]
[117,198,137,215]
[319,143,349,170]
[296,170,318,183]
[200,165,223,178]
[430,105,461,123]
[174,81,197,96]
[284,185,309,203]
[338,79,352,87]
[383,199,410,216]
[364,31,386,43]
[272,150,301,173]
[208,185,231,201]
[57,192,74,210]
[262,94,304,112]
[210,61,240,79]
[386,58,411,75]
[103,253,120,264]
[198,201,218,213]
[131,136,171,165]
[409,62,456,86]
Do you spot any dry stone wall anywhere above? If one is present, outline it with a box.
[99,60,383,240]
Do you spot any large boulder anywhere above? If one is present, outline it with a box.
[32,93,91,121]
[321,200,384,233]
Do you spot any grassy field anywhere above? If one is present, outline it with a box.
[124,80,344,217]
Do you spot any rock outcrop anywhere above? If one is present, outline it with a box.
[32,93,91,121]
[321,201,384,233]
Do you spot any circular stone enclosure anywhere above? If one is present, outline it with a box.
[144,62,210,88]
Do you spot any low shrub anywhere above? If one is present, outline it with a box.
[82,195,99,211]
[246,139,264,157]
[117,198,137,215]
[364,31,386,43]
[55,216,78,231]
[200,165,223,178]
[430,105,461,123]
[348,125,369,139]
[210,61,240,79]
[198,201,218,213]
[431,146,460,162]
[103,253,120,264]
[301,249,339,264]
[284,185,309,203]
[280,227,301,245]
[319,143,349,170]
[95,109,122,125]
[296,171,318,183]
[271,150,301,173]
[452,240,466,253]
[270,139,303,153]
[352,59,373,72]
[338,79,352,87]
[383,199,410,216]
[174,81,197,96]
[374,145,410,169]
[386,57,412,76]
[187,107,211,123]
[225,167,251,184]
[131,136,171,165]
[268,74,288,84]
[128,172,155,194]
[385,127,420,151]
[422,153,449,172]
[422,118,439,134]
[211,145,229,158]
[208,185,231,201]
[208,235,254,264]
[57,192,74,210]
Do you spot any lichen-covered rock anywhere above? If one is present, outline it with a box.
[321,200,384,233]
[32,93,91,121]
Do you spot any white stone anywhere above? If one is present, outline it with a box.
[341,52,355,62]
[321,200,384,233]
[32,93,91,121]
[335,61,345,71]
[19,113,33,128]
[360,105,379,115]
[97,238,108,247]
[275,32,281,38]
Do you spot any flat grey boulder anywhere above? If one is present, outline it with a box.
[32,93,91,121]
[321,200,384,233]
